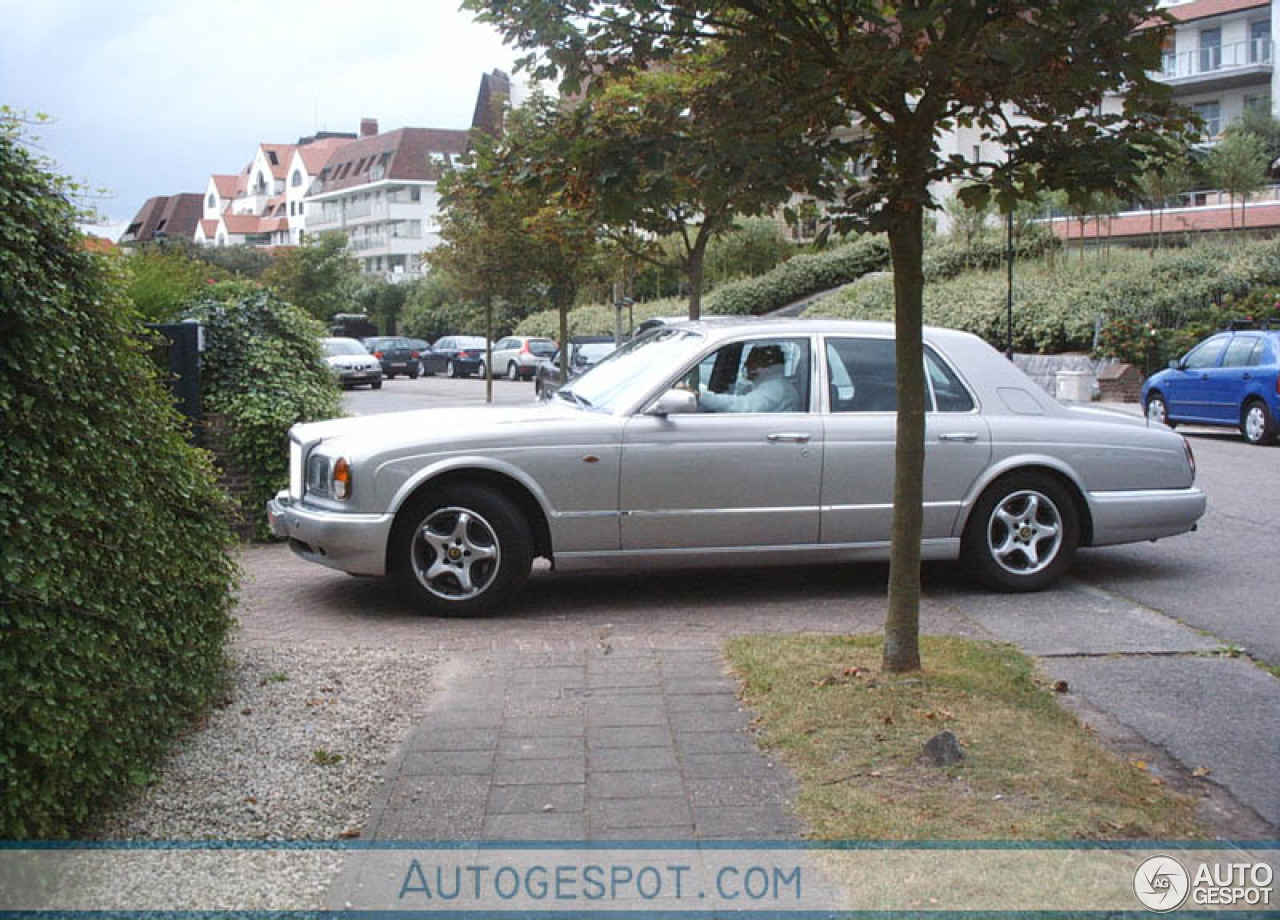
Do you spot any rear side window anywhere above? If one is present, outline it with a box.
[825,338,974,413]
[1223,336,1261,368]
[925,349,976,412]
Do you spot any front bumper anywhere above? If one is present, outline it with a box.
[1088,487,1207,547]
[267,491,395,575]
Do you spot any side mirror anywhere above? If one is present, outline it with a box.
[647,388,698,417]
[1169,359,1183,371]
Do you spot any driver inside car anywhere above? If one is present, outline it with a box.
[698,343,801,413]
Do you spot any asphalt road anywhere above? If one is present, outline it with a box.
[344,377,1280,666]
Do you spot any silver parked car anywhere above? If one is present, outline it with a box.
[486,335,559,380]
[269,320,1206,617]
[320,337,382,390]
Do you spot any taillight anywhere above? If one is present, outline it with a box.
[520,341,531,355]
[1182,437,1196,479]
[410,351,420,359]
[373,351,384,359]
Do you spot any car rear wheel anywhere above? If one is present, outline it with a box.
[962,472,1079,592]
[507,362,520,381]
[448,361,459,378]
[1146,393,1174,428]
[392,485,533,617]
[1241,399,1277,445]
[478,361,488,379]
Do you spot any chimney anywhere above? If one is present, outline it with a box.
[360,118,378,138]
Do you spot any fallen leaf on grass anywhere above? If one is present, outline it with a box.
[1191,766,1212,778]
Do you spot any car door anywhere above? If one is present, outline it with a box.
[1166,334,1229,422]
[618,336,822,550]
[1210,334,1263,422]
[819,337,991,545]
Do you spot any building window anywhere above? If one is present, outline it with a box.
[1244,93,1271,116]
[1198,27,1221,73]
[291,170,303,187]
[207,192,215,208]
[1251,20,1272,63]
[410,186,420,202]
[1193,100,1221,138]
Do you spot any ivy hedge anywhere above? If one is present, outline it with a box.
[515,235,891,338]
[1,122,239,837]
[187,283,343,540]
[817,238,1280,356]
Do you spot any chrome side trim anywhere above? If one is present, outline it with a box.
[555,538,959,571]
[620,505,815,518]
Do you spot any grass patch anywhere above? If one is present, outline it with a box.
[725,635,1205,839]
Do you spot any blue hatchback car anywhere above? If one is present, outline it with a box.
[1141,324,1280,445]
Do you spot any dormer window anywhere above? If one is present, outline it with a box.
[207,192,215,207]
[291,170,303,187]
[267,150,279,166]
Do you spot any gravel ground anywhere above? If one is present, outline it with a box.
[97,641,437,841]
[61,641,438,912]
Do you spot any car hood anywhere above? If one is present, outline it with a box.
[291,402,600,454]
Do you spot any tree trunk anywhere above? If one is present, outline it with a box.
[686,235,708,321]
[558,295,570,385]
[883,199,927,674]
[484,296,493,404]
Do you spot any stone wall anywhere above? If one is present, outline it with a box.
[1012,353,1121,400]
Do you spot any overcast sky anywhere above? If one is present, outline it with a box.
[1,0,519,236]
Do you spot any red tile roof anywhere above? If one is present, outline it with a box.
[199,219,220,238]
[1164,0,1269,22]
[123,193,204,243]
[82,235,117,254]
[1052,202,1280,240]
[259,144,297,179]
[211,174,239,199]
[297,136,356,173]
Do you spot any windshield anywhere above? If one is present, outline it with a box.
[323,339,369,356]
[576,343,615,364]
[529,340,557,357]
[457,337,487,348]
[559,329,705,413]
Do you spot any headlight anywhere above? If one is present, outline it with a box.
[305,453,352,500]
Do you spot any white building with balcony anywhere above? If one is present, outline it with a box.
[302,126,470,280]
[1157,0,1276,137]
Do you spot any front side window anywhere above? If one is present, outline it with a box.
[688,338,811,414]
[1184,335,1228,370]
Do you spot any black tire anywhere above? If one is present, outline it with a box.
[448,361,459,379]
[478,361,488,379]
[371,379,382,390]
[386,372,396,380]
[1145,392,1174,429]
[409,370,419,380]
[961,472,1080,592]
[534,377,542,398]
[391,484,534,617]
[1241,399,1277,445]
[507,362,520,381]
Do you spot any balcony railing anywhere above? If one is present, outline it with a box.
[349,235,388,252]
[1160,39,1272,81]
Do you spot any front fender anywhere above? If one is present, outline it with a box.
[383,455,557,523]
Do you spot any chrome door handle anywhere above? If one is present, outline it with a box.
[938,432,979,443]
[767,433,811,443]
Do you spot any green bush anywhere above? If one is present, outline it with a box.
[514,236,890,338]
[819,238,1280,355]
[187,282,343,539]
[1,121,239,837]
[703,235,890,315]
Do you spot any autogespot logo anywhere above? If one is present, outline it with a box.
[1134,855,1191,912]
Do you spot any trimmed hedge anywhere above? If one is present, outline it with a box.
[187,283,343,540]
[1,122,239,837]
[514,235,891,338]
[817,238,1280,355]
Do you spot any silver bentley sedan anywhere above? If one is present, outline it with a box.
[267,319,1206,617]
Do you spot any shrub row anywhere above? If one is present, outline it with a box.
[1,124,239,837]
[818,239,1280,355]
[515,235,890,338]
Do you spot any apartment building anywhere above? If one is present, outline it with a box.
[302,123,470,280]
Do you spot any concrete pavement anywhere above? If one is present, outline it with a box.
[237,542,1280,839]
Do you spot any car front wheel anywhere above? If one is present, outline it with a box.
[961,472,1079,592]
[507,362,520,381]
[1241,399,1277,445]
[392,485,534,617]
[1145,393,1174,428]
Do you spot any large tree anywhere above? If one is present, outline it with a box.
[474,0,1186,671]
[431,93,600,393]
[1206,129,1269,235]
[553,48,840,318]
